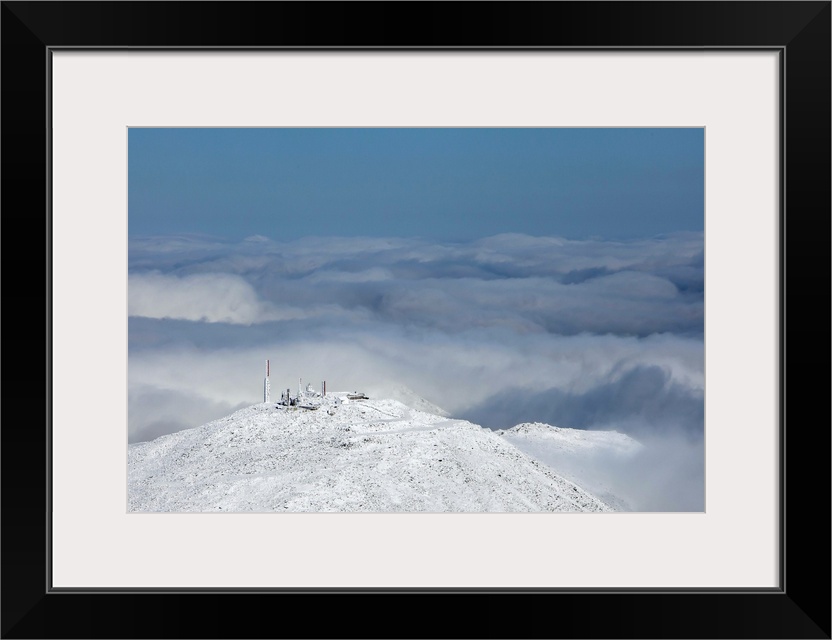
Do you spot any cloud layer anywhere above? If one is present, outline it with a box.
[128,232,704,510]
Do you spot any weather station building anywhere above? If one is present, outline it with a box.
[262,360,367,411]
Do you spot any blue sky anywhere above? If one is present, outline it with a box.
[129,128,703,241]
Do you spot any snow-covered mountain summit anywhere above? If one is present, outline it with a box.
[128,395,626,513]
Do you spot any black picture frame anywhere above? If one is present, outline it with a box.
[2,2,829,638]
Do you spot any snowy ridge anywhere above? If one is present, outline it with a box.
[128,398,614,513]
[496,422,643,511]
[499,422,642,456]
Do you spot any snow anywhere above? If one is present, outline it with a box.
[128,395,622,513]
[496,422,643,511]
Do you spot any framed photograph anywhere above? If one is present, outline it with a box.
[3,2,829,638]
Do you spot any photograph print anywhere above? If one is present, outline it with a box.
[127,127,704,513]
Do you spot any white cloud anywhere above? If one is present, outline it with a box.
[128,384,249,443]
[128,271,309,325]
[128,328,703,438]
[127,232,705,507]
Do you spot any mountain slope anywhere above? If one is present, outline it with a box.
[496,422,643,511]
[128,397,613,513]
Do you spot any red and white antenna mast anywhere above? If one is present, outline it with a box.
[264,359,271,403]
